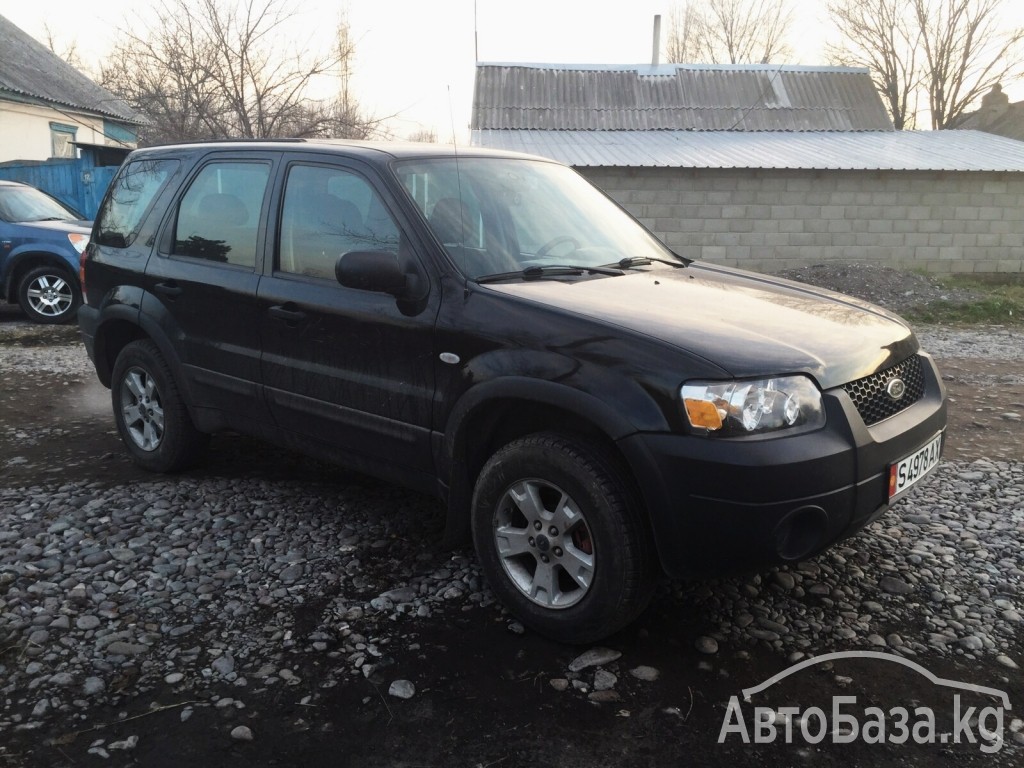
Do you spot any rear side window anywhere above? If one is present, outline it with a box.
[95,159,179,248]
[173,162,271,268]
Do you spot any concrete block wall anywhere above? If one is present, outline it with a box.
[580,166,1024,275]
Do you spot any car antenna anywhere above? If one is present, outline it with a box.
[448,85,468,267]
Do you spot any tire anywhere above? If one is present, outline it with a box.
[17,265,81,324]
[471,432,656,644]
[111,340,208,472]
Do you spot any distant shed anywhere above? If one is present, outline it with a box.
[472,63,1024,276]
[472,62,894,132]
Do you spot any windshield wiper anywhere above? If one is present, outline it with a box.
[476,264,624,284]
[611,255,690,270]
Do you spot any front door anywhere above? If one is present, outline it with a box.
[257,159,438,478]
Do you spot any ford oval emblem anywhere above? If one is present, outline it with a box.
[886,377,907,401]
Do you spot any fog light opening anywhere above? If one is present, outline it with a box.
[774,505,829,562]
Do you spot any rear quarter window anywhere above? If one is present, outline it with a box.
[95,159,180,248]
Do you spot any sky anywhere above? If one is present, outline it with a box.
[1,0,1022,141]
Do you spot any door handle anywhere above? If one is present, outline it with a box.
[268,305,307,324]
[153,281,182,298]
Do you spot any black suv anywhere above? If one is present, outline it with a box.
[79,140,947,643]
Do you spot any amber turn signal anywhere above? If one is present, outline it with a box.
[684,398,723,430]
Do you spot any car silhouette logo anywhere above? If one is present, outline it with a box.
[741,650,1011,708]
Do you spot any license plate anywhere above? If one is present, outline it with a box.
[888,432,943,500]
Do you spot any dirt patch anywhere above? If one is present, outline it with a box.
[14,603,1021,768]
[0,305,80,346]
[776,263,985,314]
[940,358,1024,462]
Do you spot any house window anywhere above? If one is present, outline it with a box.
[103,120,138,147]
[49,123,77,159]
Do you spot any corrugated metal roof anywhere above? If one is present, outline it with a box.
[470,129,1024,172]
[0,14,143,124]
[472,63,893,132]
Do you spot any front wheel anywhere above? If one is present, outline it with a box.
[111,340,208,472]
[471,433,656,644]
[17,266,81,324]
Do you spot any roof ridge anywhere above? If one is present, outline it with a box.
[476,62,872,75]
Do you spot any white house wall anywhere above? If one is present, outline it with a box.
[0,101,108,163]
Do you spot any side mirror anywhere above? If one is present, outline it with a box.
[336,251,412,298]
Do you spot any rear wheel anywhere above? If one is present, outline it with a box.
[17,265,81,324]
[471,432,656,644]
[111,340,208,472]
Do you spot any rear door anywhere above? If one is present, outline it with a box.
[144,153,278,423]
[257,157,439,476]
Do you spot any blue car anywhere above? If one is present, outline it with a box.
[0,180,91,323]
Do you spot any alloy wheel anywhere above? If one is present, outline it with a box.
[26,274,74,318]
[492,478,595,609]
[119,367,165,452]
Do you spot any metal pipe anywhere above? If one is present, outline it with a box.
[652,14,661,66]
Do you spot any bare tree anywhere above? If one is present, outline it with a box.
[42,24,84,71]
[100,0,380,144]
[828,0,1024,130]
[664,3,700,63]
[100,10,226,146]
[827,0,921,129]
[665,0,794,64]
[406,128,438,143]
[913,0,1024,129]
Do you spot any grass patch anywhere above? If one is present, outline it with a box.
[904,276,1024,326]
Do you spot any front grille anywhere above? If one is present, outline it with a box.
[842,355,925,426]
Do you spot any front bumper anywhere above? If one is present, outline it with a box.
[618,353,947,578]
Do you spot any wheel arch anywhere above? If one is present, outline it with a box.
[91,314,149,388]
[4,250,78,304]
[91,297,188,398]
[440,378,649,550]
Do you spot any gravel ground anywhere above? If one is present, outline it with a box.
[1,459,1020,736]
[916,326,1022,361]
[0,266,1022,763]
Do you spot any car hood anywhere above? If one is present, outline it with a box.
[481,263,918,390]
[15,219,92,235]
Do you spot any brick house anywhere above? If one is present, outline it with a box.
[954,84,1024,143]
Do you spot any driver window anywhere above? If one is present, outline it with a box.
[279,165,399,280]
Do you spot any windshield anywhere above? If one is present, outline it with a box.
[394,157,681,279]
[0,185,80,223]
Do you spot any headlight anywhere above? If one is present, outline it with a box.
[681,375,824,436]
[67,233,89,254]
